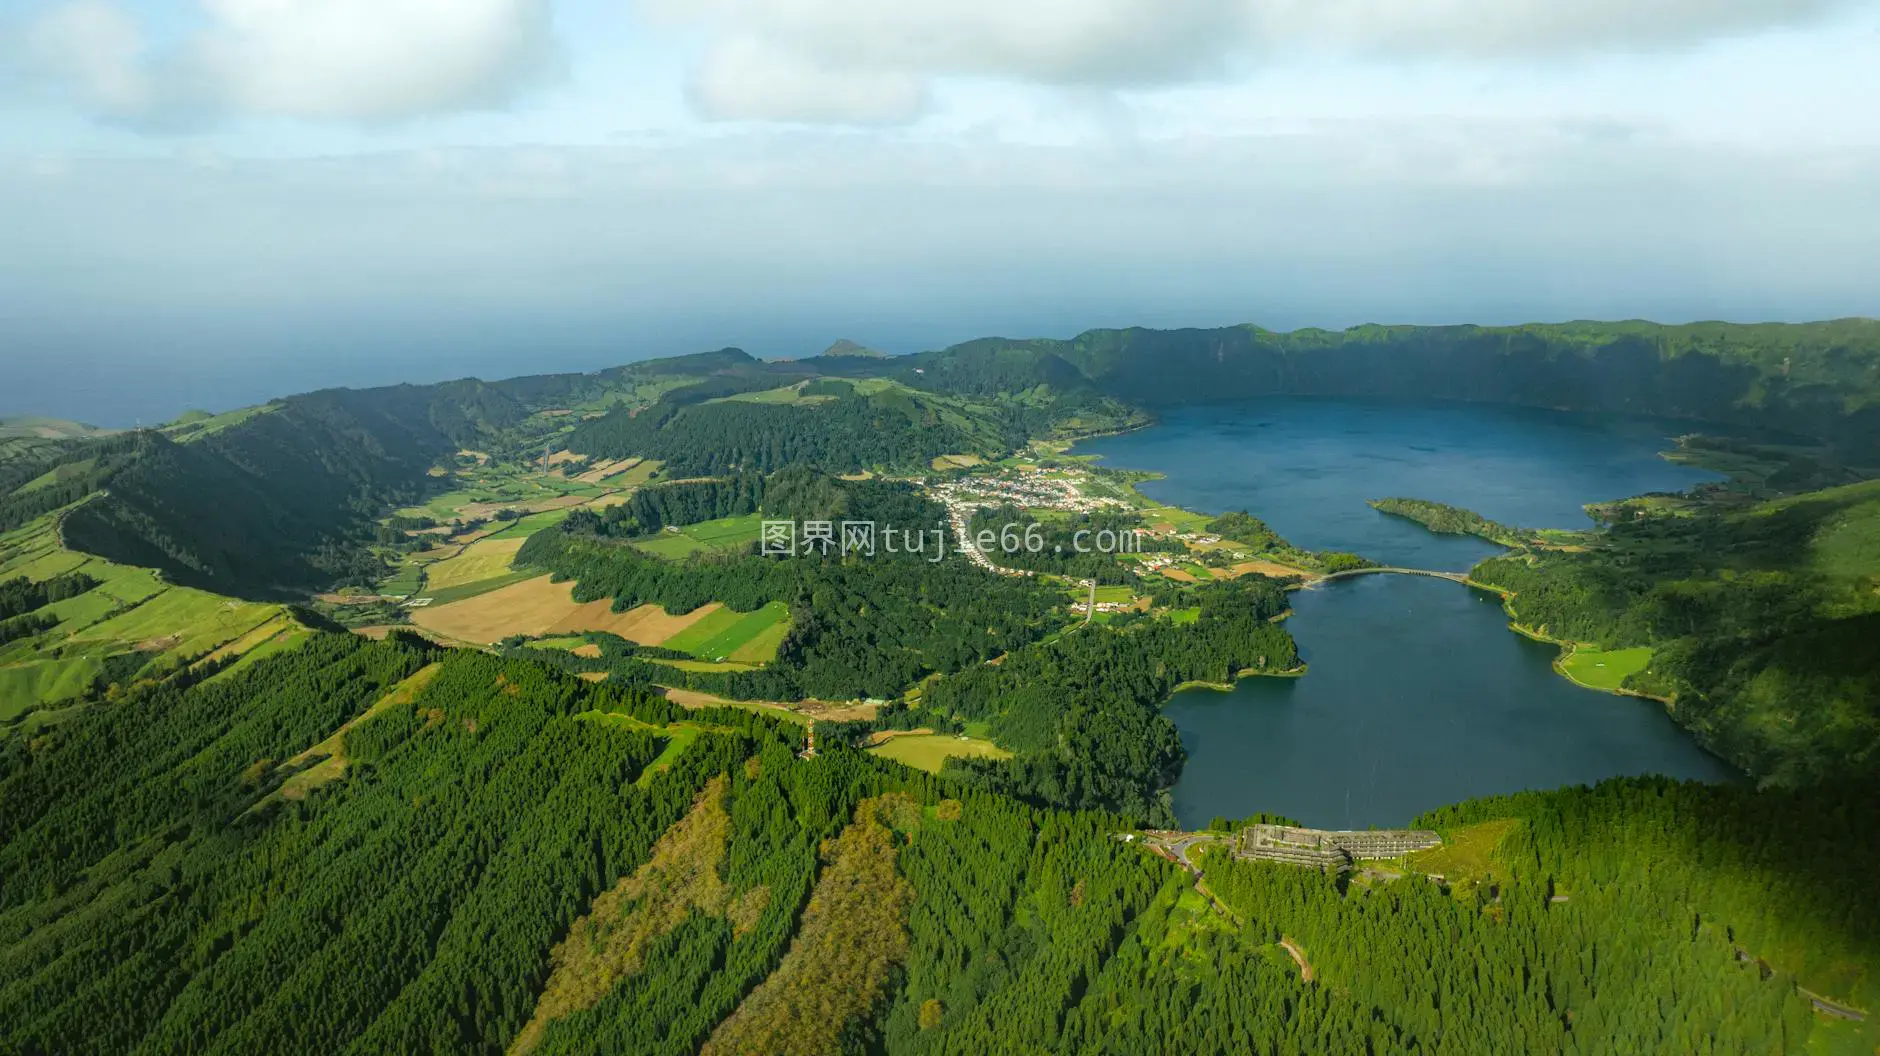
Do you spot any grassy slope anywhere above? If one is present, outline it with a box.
[0,502,293,717]
[664,601,789,663]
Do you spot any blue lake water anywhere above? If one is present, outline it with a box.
[1075,398,1739,828]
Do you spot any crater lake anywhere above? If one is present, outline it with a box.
[1075,398,1740,828]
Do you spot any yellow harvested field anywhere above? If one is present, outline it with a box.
[662,688,806,722]
[663,687,735,708]
[572,642,602,658]
[413,576,723,647]
[577,457,641,484]
[797,699,881,723]
[556,601,723,645]
[424,537,526,590]
[1229,560,1317,580]
[865,727,934,747]
[1161,568,1200,583]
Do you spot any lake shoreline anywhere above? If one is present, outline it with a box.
[1078,400,1736,828]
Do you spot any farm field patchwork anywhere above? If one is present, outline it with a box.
[0,521,293,711]
[411,576,729,647]
[481,507,578,542]
[1230,559,1316,580]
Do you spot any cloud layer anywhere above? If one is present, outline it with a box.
[7,129,1877,419]
[659,0,1865,121]
[9,0,1864,127]
[13,0,555,124]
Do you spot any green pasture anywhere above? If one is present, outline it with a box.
[1558,645,1653,691]
[663,601,790,663]
[375,559,426,596]
[1143,506,1213,531]
[648,657,762,674]
[481,508,574,542]
[74,588,280,658]
[631,533,708,560]
[630,513,764,561]
[712,385,833,406]
[0,657,105,718]
[867,734,1012,773]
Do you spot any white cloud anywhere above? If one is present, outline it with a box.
[690,37,926,124]
[193,0,555,120]
[21,1,152,116]
[652,0,1869,121]
[12,0,556,125]
[5,130,1877,421]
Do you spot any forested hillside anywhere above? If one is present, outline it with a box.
[58,392,472,592]
[517,477,1069,701]
[562,381,1027,475]
[6,318,1880,1053]
[19,317,1880,599]
[2,631,1872,1054]
[884,319,1880,459]
[1473,478,1880,786]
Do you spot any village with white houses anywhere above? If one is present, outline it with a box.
[923,462,1306,617]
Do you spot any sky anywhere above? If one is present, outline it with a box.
[2,0,1878,425]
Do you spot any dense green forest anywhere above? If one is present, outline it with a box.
[517,478,1070,701]
[1368,497,1534,547]
[571,473,769,538]
[9,384,529,594]
[20,317,1880,601]
[1473,478,1880,786]
[6,318,1880,1051]
[925,574,1300,823]
[1204,510,1376,573]
[562,383,1024,476]
[2,632,1873,1053]
[887,320,1880,460]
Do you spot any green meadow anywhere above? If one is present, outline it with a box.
[1558,645,1654,692]
[630,513,764,560]
[662,601,790,663]
[867,733,1013,773]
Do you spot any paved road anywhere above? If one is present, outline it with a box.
[1139,831,1228,872]
[1311,567,1472,586]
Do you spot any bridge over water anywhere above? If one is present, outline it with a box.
[1301,566,1474,588]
